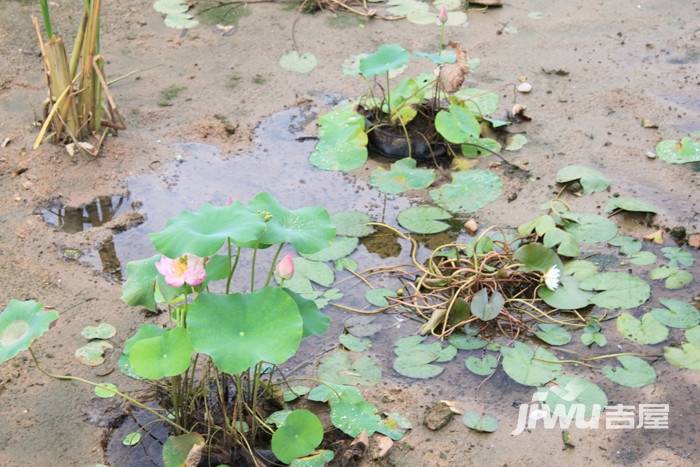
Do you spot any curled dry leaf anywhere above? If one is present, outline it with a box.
[439,42,469,94]
[644,229,663,244]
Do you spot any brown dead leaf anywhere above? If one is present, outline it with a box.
[439,42,469,93]
[644,229,663,244]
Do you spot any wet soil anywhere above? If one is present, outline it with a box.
[1,0,699,466]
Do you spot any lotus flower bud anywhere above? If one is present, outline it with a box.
[276,254,295,280]
[438,6,449,24]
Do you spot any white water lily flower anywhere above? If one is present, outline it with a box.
[544,265,561,291]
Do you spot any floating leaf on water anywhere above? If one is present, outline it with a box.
[187,288,303,374]
[162,433,205,467]
[664,342,700,370]
[290,449,335,467]
[581,320,607,347]
[429,170,502,214]
[94,383,119,399]
[534,324,572,346]
[580,272,650,309]
[538,275,592,310]
[393,352,443,379]
[122,431,141,446]
[556,165,610,195]
[344,315,382,337]
[434,103,481,144]
[462,411,498,432]
[271,409,323,463]
[75,340,113,366]
[563,259,597,280]
[470,288,504,321]
[605,197,658,214]
[163,13,199,29]
[518,215,556,237]
[602,356,656,388]
[339,333,372,352]
[81,323,116,340]
[539,375,608,418]
[397,205,451,234]
[655,136,700,164]
[284,257,335,295]
[513,243,563,273]
[283,386,311,402]
[329,385,383,437]
[661,247,694,268]
[359,44,410,77]
[377,411,412,440]
[651,298,700,329]
[649,266,693,290]
[318,350,381,386]
[542,228,580,257]
[335,257,358,272]
[505,134,527,151]
[609,236,641,256]
[501,342,562,386]
[616,313,668,345]
[629,251,657,266]
[561,212,618,244]
[449,332,487,350]
[685,326,700,345]
[465,354,498,376]
[302,236,358,262]
[453,88,500,117]
[370,158,436,194]
[310,104,368,172]
[279,51,318,74]
[154,0,189,15]
[365,288,398,307]
[0,300,58,364]
[331,211,374,237]
[150,202,266,257]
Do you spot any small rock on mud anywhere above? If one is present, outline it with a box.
[424,401,454,431]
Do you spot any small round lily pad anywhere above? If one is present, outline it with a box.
[81,323,116,340]
[75,340,113,366]
[0,300,58,364]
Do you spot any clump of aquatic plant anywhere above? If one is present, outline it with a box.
[0,193,408,465]
[33,0,125,156]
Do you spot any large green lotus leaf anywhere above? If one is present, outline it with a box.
[271,409,323,463]
[370,158,436,194]
[249,193,335,254]
[462,410,498,433]
[121,256,160,311]
[664,342,700,370]
[602,355,656,388]
[534,323,572,346]
[397,205,451,234]
[540,375,608,418]
[609,236,642,256]
[162,433,205,467]
[500,342,562,386]
[331,211,374,237]
[187,289,303,374]
[358,44,409,77]
[580,272,650,309]
[302,236,358,262]
[118,324,164,378]
[649,266,693,289]
[429,170,502,213]
[655,137,700,164]
[434,103,481,144]
[129,327,193,380]
[465,354,498,376]
[284,289,329,338]
[150,202,265,257]
[561,212,618,244]
[605,197,658,214]
[328,385,382,437]
[556,165,610,195]
[318,350,381,386]
[289,450,335,467]
[453,88,500,117]
[651,298,700,329]
[661,247,694,268]
[538,275,592,310]
[513,243,563,273]
[310,105,368,172]
[616,313,668,344]
[0,300,58,364]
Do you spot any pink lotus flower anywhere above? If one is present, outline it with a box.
[438,5,448,24]
[276,254,295,280]
[156,254,207,288]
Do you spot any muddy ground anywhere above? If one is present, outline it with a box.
[0,0,699,466]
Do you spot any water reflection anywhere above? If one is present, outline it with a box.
[41,195,129,233]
